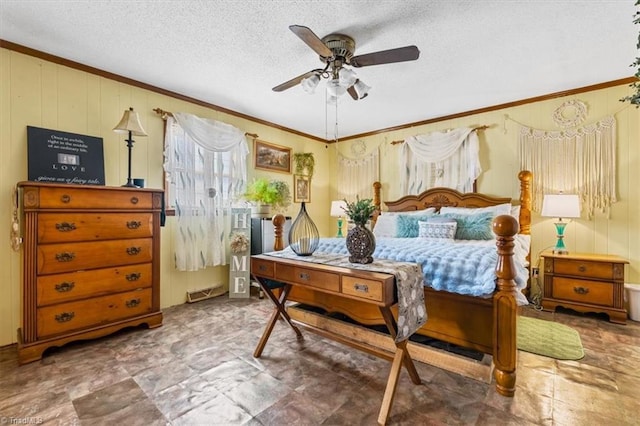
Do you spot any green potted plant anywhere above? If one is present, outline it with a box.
[342,197,377,264]
[343,197,376,226]
[244,178,291,215]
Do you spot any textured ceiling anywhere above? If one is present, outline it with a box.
[0,1,637,140]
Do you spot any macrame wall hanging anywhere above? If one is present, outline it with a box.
[517,99,617,218]
[336,144,379,201]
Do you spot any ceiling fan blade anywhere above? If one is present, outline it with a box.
[350,45,420,68]
[272,70,318,92]
[289,25,333,58]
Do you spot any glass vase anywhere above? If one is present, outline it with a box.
[288,202,319,256]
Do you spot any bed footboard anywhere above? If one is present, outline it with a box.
[492,214,519,397]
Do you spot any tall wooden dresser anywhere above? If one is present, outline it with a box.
[17,182,163,364]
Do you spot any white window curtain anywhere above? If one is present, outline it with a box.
[163,113,248,271]
[401,128,481,194]
[518,115,616,217]
[337,148,379,201]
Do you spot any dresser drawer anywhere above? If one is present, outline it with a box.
[38,213,153,243]
[275,264,340,293]
[553,258,613,280]
[37,288,153,338]
[37,263,153,306]
[251,258,275,278]
[37,238,153,274]
[341,276,384,302]
[32,187,153,210]
[552,277,613,307]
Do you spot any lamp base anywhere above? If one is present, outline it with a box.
[553,221,569,255]
[122,182,139,188]
[336,217,344,238]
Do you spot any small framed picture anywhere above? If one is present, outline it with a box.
[293,174,311,203]
[254,140,291,174]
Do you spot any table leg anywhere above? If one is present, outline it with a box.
[377,307,421,425]
[253,279,302,358]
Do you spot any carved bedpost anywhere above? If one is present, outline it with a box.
[272,214,286,251]
[372,181,382,227]
[518,170,532,235]
[492,214,518,397]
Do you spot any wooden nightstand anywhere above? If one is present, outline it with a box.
[541,251,628,324]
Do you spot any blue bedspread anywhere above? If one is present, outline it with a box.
[303,237,528,305]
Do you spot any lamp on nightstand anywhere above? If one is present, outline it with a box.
[541,193,581,255]
[330,200,347,237]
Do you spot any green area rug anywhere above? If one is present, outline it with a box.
[517,316,585,360]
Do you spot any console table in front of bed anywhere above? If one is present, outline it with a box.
[251,254,422,425]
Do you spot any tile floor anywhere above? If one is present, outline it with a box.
[1,294,639,425]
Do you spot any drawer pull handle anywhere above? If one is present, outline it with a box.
[126,247,141,255]
[126,298,141,308]
[299,273,310,281]
[60,194,71,203]
[55,282,75,292]
[126,220,142,229]
[55,252,75,262]
[258,265,267,271]
[578,265,587,273]
[574,286,590,295]
[55,312,75,323]
[130,197,139,205]
[55,222,76,232]
[126,272,141,281]
[354,283,369,293]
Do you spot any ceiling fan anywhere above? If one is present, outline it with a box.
[272,25,420,101]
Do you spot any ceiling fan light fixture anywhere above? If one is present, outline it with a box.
[338,67,357,88]
[301,74,320,94]
[326,79,347,97]
[353,79,371,99]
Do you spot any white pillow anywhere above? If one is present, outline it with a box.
[440,203,512,217]
[372,214,397,238]
[373,208,437,238]
[418,220,457,240]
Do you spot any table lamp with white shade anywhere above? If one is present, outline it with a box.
[330,200,348,237]
[541,193,581,255]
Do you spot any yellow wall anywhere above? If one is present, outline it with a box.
[1,46,639,347]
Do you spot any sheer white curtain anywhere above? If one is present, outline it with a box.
[163,113,248,271]
[337,149,379,201]
[401,128,480,194]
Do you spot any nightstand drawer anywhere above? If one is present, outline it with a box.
[552,277,613,306]
[553,258,613,280]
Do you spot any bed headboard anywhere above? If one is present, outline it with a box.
[373,170,532,235]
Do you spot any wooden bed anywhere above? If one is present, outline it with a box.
[271,171,532,396]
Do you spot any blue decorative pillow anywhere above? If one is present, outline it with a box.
[396,214,436,238]
[441,212,495,240]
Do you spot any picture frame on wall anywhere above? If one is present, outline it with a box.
[254,140,291,173]
[293,174,311,203]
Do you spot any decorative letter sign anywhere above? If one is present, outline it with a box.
[229,207,251,298]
